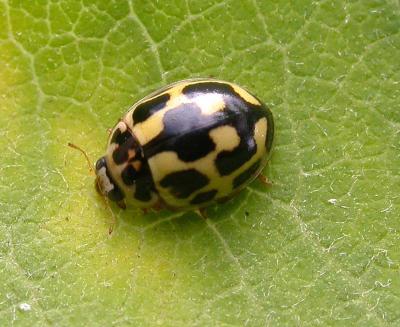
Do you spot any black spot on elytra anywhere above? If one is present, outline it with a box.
[144,102,219,162]
[182,82,235,98]
[190,189,218,205]
[134,162,155,202]
[214,98,265,176]
[233,160,261,189]
[132,93,170,124]
[121,165,137,185]
[160,169,209,199]
[182,81,271,176]
[134,185,152,201]
[215,135,257,176]
[142,81,274,176]
[264,105,274,153]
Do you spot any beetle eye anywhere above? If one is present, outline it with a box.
[95,157,107,171]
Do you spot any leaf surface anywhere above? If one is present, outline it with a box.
[0,0,399,325]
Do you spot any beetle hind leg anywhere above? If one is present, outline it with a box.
[257,174,273,186]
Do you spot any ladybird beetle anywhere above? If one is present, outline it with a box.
[95,79,274,211]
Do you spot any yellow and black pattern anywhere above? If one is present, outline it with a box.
[95,79,274,209]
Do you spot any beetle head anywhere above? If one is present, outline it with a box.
[95,156,124,202]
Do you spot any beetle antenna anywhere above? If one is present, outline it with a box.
[68,142,95,175]
[68,142,117,234]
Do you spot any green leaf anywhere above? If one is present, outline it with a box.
[1,0,399,325]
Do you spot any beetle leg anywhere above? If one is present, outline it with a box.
[257,174,273,186]
[195,207,207,220]
[152,201,163,212]
[108,221,115,235]
[116,200,126,210]
[104,200,117,235]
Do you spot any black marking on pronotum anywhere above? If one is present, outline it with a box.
[132,93,170,125]
[143,102,220,162]
[233,159,261,189]
[121,165,137,185]
[112,131,139,165]
[95,157,125,201]
[160,169,209,199]
[190,189,218,205]
[110,129,130,146]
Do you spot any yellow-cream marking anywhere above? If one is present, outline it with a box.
[103,119,161,206]
[128,85,192,145]
[149,150,221,208]
[209,125,240,152]
[124,110,134,129]
[105,143,129,195]
[231,84,260,106]
[122,79,263,146]
[132,160,141,171]
[128,148,136,158]
[105,144,159,207]
[254,117,268,148]
[149,152,189,183]
[180,117,269,209]
[131,110,165,145]
[148,117,269,208]
[123,79,262,129]
[123,80,184,125]
[224,117,268,190]
[195,93,225,115]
